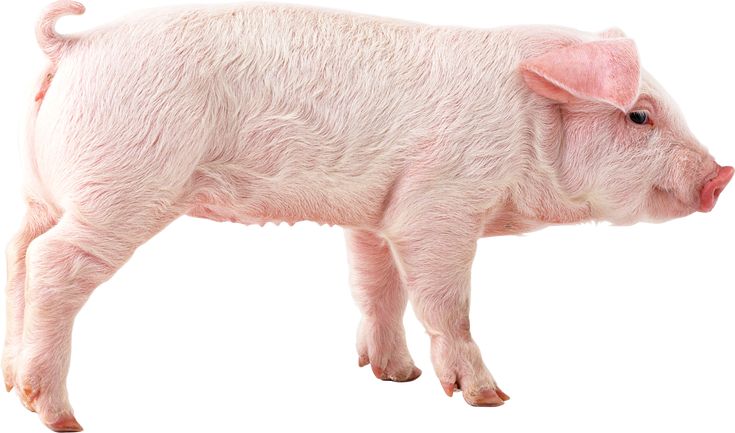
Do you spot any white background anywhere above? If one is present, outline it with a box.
[1,1,734,432]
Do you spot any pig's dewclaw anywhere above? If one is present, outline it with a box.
[441,382,458,396]
[20,385,40,412]
[46,414,83,432]
[371,364,384,379]
[2,352,16,392]
[3,367,13,392]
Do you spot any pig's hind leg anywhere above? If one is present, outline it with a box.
[345,229,421,382]
[2,201,58,394]
[13,201,181,432]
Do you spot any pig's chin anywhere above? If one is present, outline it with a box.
[643,186,698,222]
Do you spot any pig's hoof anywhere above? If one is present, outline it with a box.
[46,414,83,432]
[495,388,510,401]
[442,381,510,407]
[17,380,82,431]
[359,355,422,382]
[372,364,422,383]
[464,388,506,407]
[464,388,510,407]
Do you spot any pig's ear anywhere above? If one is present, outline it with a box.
[520,39,640,111]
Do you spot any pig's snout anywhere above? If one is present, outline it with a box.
[699,165,734,212]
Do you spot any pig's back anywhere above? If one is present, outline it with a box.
[34,4,572,228]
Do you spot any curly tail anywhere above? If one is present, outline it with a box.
[37,1,85,62]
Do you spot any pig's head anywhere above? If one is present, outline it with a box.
[520,34,733,225]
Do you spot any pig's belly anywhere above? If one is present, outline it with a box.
[184,166,396,229]
[186,199,362,227]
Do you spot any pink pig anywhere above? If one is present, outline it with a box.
[3,1,732,431]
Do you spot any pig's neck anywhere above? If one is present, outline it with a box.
[504,108,592,230]
[480,29,596,236]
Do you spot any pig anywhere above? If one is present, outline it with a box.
[3,1,733,431]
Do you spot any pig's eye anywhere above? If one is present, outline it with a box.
[628,111,650,125]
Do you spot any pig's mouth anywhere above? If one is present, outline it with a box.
[647,185,697,221]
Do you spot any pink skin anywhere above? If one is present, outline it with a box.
[346,230,421,382]
[700,166,734,212]
[4,2,730,431]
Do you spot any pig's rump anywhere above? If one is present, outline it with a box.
[30,4,548,231]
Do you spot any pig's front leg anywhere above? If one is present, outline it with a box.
[386,208,510,406]
[345,229,421,382]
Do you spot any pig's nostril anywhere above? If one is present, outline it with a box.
[700,165,733,212]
